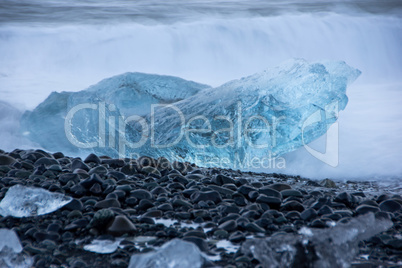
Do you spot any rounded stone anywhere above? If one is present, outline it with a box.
[90,209,115,229]
[268,183,292,191]
[280,189,303,199]
[229,231,246,243]
[184,230,207,239]
[108,215,136,236]
[237,185,256,196]
[256,195,281,210]
[218,219,238,232]
[310,219,326,228]
[95,199,121,209]
[233,193,247,206]
[356,204,380,215]
[191,190,222,204]
[89,165,108,176]
[63,198,83,211]
[183,236,209,252]
[317,205,333,216]
[141,166,161,177]
[320,178,337,188]
[130,189,152,200]
[280,201,305,212]
[244,222,265,233]
[300,208,317,221]
[71,159,90,172]
[258,187,282,199]
[84,153,101,164]
[137,199,154,210]
[80,174,104,189]
[157,203,173,212]
[334,192,354,207]
[379,199,402,213]
[34,157,59,167]
[214,229,229,239]
[142,210,163,218]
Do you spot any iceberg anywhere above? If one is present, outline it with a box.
[0,229,33,268]
[21,59,360,168]
[0,184,72,217]
[242,213,393,268]
[20,72,210,155]
[128,239,209,268]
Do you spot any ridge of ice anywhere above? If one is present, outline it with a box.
[0,184,72,217]
[242,213,393,268]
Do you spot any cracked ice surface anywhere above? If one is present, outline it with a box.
[0,184,72,217]
[0,229,33,268]
[128,239,209,268]
[242,213,393,268]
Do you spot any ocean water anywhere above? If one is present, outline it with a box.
[0,0,401,180]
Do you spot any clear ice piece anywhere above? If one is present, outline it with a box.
[0,229,33,268]
[242,213,393,268]
[21,59,360,168]
[128,239,208,268]
[20,72,209,155]
[83,238,123,254]
[0,184,72,217]
[0,229,23,253]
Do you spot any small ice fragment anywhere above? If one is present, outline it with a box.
[0,229,33,268]
[0,229,23,253]
[0,184,72,217]
[83,238,123,254]
[154,218,177,227]
[128,239,209,268]
[242,213,393,268]
[216,240,240,254]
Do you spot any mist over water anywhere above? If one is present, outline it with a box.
[0,0,401,180]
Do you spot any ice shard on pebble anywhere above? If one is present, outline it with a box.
[21,59,360,167]
[128,239,209,268]
[0,229,33,268]
[0,184,72,217]
[242,213,393,268]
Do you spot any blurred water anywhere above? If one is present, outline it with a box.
[0,0,401,180]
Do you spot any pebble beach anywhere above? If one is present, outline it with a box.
[0,149,401,267]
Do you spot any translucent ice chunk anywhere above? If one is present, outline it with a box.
[20,72,210,155]
[138,59,360,166]
[128,239,209,268]
[242,213,393,268]
[0,229,23,253]
[21,59,360,167]
[0,184,72,217]
[0,229,33,268]
[83,238,124,254]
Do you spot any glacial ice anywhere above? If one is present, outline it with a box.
[20,72,209,155]
[242,213,393,268]
[0,184,72,217]
[128,239,209,268]
[21,59,360,167]
[83,238,124,254]
[0,229,23,253]
[0,229,33,268]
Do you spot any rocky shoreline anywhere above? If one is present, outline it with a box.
[0,149,401,267]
